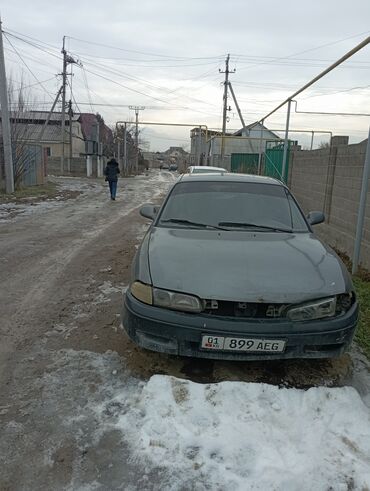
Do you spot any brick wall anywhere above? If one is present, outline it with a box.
[289,137,370,269]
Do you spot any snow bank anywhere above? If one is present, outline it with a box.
[106,376,370,490]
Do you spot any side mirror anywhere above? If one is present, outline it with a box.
[307,211,325,226]
[140,204,159,220]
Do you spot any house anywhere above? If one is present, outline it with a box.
[1,111,85,159]
[1,110,114,158]
[143,147,189,170]
[190,128,224,165]
[0,110,114,178]
[190,122,281,172]
[163,146,188,159]
[79,113,113,157]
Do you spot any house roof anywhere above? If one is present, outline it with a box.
[10,110,80,122]
[78,113,113,144]
[0,122,63,142]
[233,122,279,139]
[1,111,113,144]
[163,146,188,155]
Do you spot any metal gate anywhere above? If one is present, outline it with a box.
[231,153,259,174]
[264,142,291,181]
[13,144,44,187]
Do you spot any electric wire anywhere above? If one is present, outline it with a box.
[66,77,81,114]
[232,29,370,73]
[66,35,225,60]
[4,33,54,100]
[81,66,94,113]
[7,76,58,93]
[80,57,220,108]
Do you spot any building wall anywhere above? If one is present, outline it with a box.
[210,129,280,155]
[288,137,370,269]
[43,122,85,158]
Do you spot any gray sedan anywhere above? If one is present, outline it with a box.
[122,173,358,360]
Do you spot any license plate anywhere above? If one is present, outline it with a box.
[201,335,286,353]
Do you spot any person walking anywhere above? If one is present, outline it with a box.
[104,157,120,200]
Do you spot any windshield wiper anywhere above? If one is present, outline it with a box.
[161,218,227,230]
[218,221,292,233]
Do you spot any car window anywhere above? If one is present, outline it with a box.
[158,181,309,232]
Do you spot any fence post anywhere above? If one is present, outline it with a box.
[352,126,370,274]
[281,99,292,183]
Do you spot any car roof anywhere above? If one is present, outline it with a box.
[179,172,284,186]
[189,165,227,171]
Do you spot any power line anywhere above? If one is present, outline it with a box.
[142,133,189,142]
[3,46,60,74]
[67,35,224,60]
[4,31,62,61]
[232,29,370,73]
[81,66,94,113]
[80,57,220,108]
[5,28,60,50]
[82,65,222,117]
[4,33,54,100]
[7,29,222,110]
[66,73,81,114]
[7,76,58,93]
[301,83,370,100]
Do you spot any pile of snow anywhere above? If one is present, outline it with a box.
[99,376,370,490]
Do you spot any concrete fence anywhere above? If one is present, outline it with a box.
[288,136,370,269]
[46,156,107,178]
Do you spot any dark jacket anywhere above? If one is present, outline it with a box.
[104,159,120,181]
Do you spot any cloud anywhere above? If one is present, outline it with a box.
[2,0,370,150]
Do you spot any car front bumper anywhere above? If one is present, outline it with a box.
[122,292,359,360]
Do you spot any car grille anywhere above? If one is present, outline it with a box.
[203,300,289,318]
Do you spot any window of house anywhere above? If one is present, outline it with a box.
[46,147,52,157]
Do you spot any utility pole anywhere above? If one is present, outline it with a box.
[60,37,78,174]
[68,100,73,172]
[219,54,235,160]
[0,18,14,193]
[39,85,63,143]
[123,122,127,175]
[228,82,245,129]
[129,106,145,173]
[60,36,67,174]
[281,98,292,183]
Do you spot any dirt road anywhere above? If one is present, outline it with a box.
[0,171,369,491]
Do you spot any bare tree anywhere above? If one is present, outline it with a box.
[114,123,137,175]
[6,77,40,188]
[318,141,331,149]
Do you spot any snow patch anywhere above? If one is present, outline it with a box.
[98,375,370,490]
[93,281,128,304]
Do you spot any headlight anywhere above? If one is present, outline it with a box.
[131,281,153,305]
[130,282,203,313]
[286,297,336,321]
[153,288,202,313]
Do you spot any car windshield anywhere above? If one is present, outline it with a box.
[158,181,309,232]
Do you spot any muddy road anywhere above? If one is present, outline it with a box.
[0,171,369,491]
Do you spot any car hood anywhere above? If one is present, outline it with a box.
[147,227,351,303]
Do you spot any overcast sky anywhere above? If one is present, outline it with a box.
[2,0,370,150]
